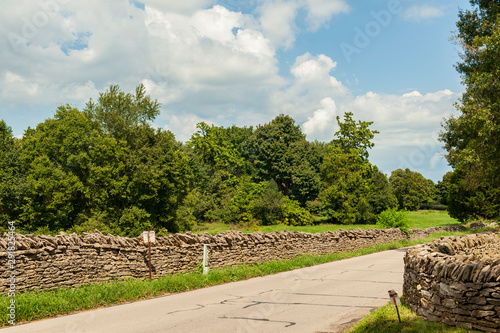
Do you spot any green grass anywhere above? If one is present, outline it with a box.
[406,210,461,229]
[0,229,475,327]
[193,210,461,235]
[193,222,383,235]
[346,299,482,333]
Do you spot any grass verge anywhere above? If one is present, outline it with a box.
[345,299,482,333]
[0,229,474,327]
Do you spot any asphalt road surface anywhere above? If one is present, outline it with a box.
[2,248,408,333]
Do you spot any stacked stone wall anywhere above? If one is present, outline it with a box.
[403,233,500,332]
[1,226,462,293]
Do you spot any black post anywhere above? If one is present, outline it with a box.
[395,304,401,323]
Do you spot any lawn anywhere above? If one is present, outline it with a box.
[406,210,461,229]
[192,210,461,235]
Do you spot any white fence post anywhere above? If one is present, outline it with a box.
[203,244,210,275]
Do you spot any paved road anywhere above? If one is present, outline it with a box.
[2,248,408,333]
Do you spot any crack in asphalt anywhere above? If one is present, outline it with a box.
[163,303,206,316]
[162,289,382,320]
[242,300,378,310]
[291,278,401,284]
[163,295,246,316]
[219,316,296,328]
[289,292,386,300]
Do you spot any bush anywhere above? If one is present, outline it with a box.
[251,180,284,225]
[116,206,153,237]
[69,211,114,235]
[377,208,410,232]
[280,197,313,226]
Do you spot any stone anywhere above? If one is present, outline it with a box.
[442,299,456,308]
[403,233,500,331]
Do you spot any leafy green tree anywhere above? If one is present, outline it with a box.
[189,122,246,175]
[19,106,119,231]
[436,171,453,205]
[251,180,284,225]
[369,167,398,214]
[124,127,190,232]
[440,0,500,220]
[84,84,160,145]
[331,112,379,160]
[319,112,380,224]
[248,114,321,204]
[185,123,254,225]
[445,165,500,222]
[376,207,410,232]
[320,147,376,224]
[389,168,434,211]
[280,196,313,226]
[18,86,190,234]
[0,121,26,226]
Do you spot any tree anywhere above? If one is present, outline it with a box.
[436,171,453,205]
[123,127,190,233]
[318,112,380,224]
[445,165,500,222]
[389,168,434,211]
[84,84,160,145]
[320,147,376,224]
[17,86,190,234]
[0,121,26,226]
[248,114,321,204]
[369,167,398,215]
[332,112,379,160]
[189,122,246,175]
[440,0,500,220]
[19,106,129,231]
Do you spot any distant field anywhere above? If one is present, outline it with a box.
[407,210,461,229]
[192,210,461,235]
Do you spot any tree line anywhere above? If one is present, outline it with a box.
[0,85,441,236]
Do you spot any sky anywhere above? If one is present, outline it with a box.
[0,0,473,182]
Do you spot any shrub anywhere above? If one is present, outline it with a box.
[377,208,410,232]
[280,197,313,226]
[251,180,284,225]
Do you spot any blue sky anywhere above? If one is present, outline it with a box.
[0,0,472,182]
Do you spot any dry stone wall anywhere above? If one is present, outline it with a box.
[403,233,500,332]
[1,226,462,293]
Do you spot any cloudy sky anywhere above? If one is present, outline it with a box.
[1,0,471,182]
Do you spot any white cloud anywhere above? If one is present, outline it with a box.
[5,72,24,83]
[144,5,278,87]
[268,53,349,124]
[258,1,299,49]
[347,89,458,178]
[257,0,349,49]
[402,5,445,22]
[303,97,338,140]
[291,53,337,82]
[143,0,212,14]
[304,0,350,31]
